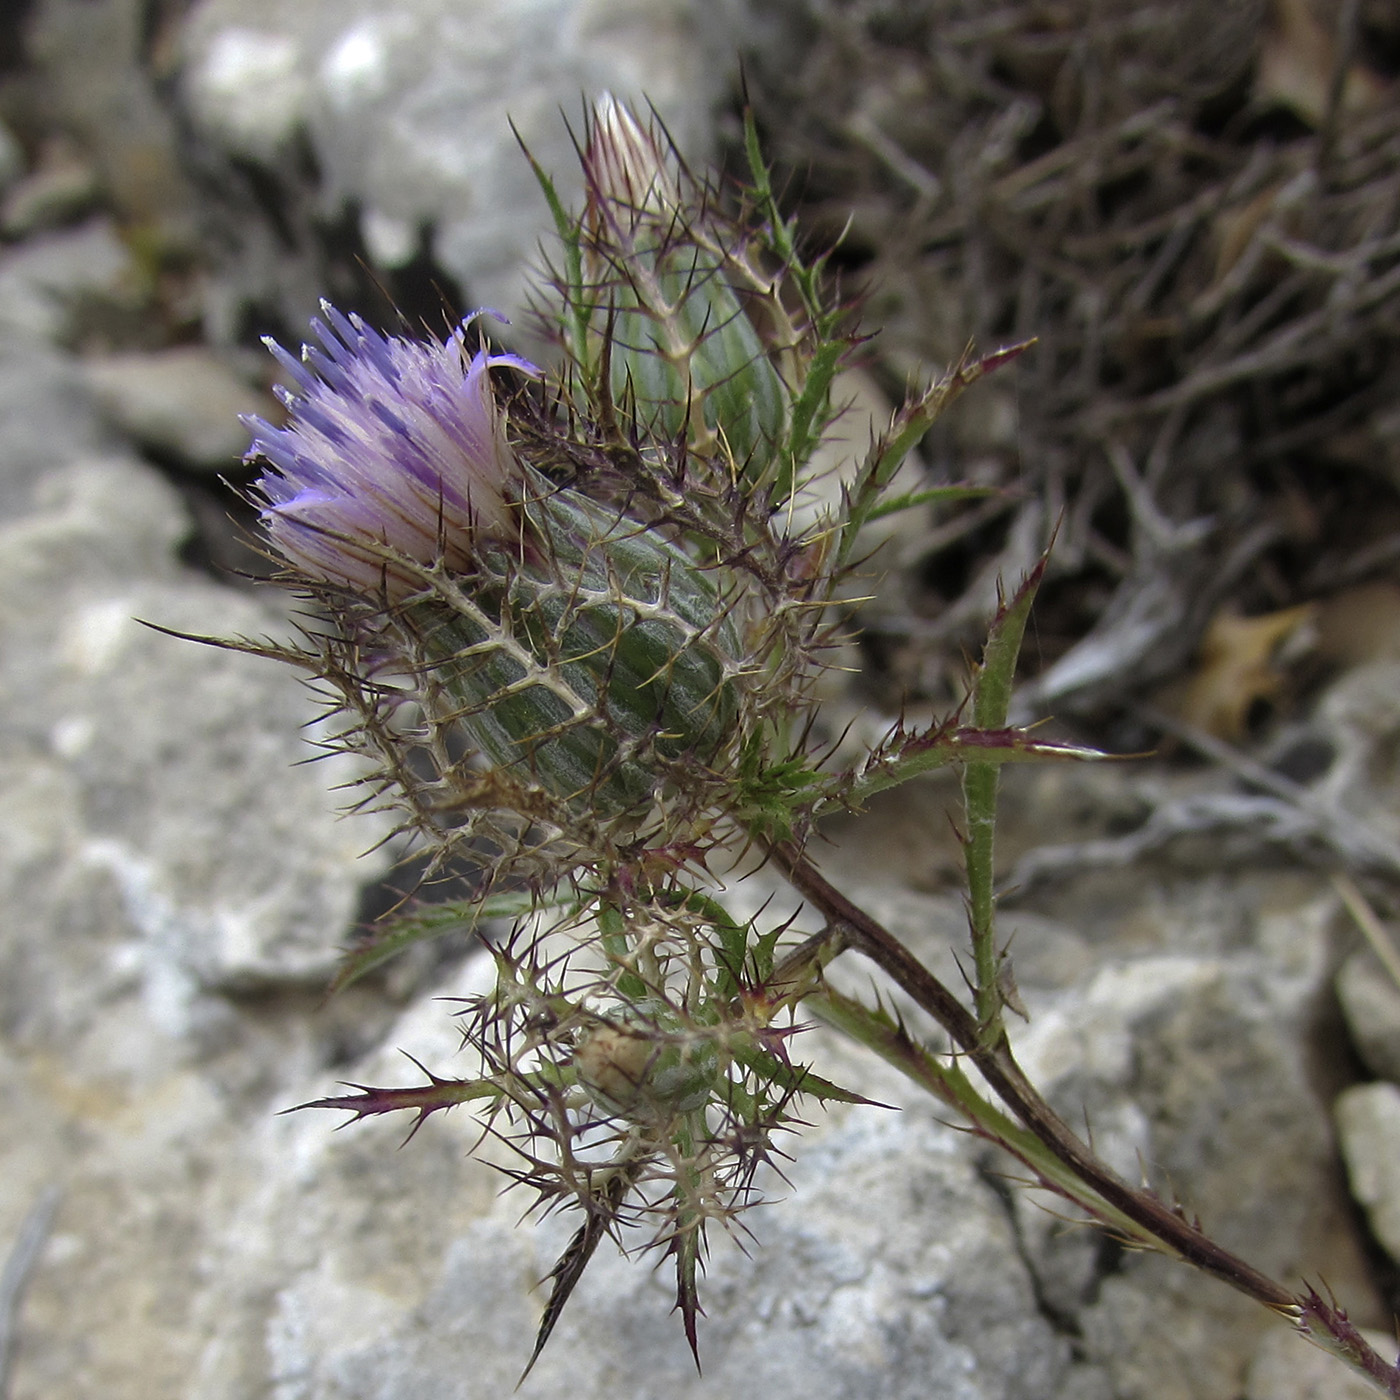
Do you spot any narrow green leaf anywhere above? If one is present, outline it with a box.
[965,551,1049,1046]
[730,1042,876,1106]
[329,887,574,997]
[742,105,798,273]
[777,337,845,507]
[514,122,592,373]
[862,483,1003,524]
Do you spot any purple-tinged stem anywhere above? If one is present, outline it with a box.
[768,838,1400,1397]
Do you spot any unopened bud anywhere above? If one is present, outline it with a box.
[583,93,682,228]
[581,96,789,480]
[574,1011,721,1121]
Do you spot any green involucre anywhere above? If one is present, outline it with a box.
[421,486,743,818]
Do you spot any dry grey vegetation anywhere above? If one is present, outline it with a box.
[750,0,1400,725]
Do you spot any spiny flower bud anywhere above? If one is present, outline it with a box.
[245,305,745,823]
[580,95,789,481]
[583,93,682,228]
[573,1007,721,1122]
[422,479,744,818]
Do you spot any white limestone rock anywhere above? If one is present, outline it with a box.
[176,0,754,338]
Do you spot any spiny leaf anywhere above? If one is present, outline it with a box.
[674,1221,704,1369]
[288,1053,502,1143]
[732,733,822,841]
[1294,1284,1400,1394]
[664,1109,710,1371]
[817,720,1113,812]
[137,619,320,672]
[522,1167,638,1382]
[974,551,1047,730]
[964,550,1051,1044]
[835,340,1035,570]
[742,103,799,272]
[739,101,846,333]
[735,100,856,506]
[778,336,846,508]
[329,887,575,997]
[750,923,785,985]
[730,1042,878,1107]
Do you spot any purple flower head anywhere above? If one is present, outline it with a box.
[245,302,540,597]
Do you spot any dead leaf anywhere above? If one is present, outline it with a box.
[1172,603,1317,740]
[1257,0,1387,127]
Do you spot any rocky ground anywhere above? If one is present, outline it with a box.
[3,3,1400,1398]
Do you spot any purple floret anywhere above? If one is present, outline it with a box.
[245,303,539,596]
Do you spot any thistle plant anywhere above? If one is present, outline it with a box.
[218,98,1400,1392]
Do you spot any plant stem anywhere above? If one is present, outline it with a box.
[806,985,1154,1244]
[766,837,1400,1396]
[962,761,1003,1042]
